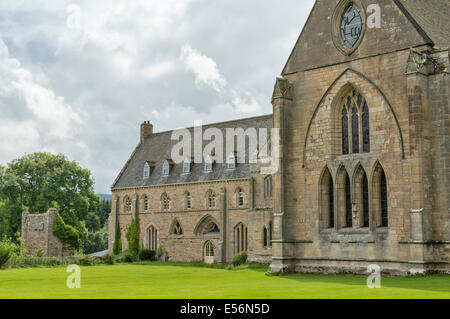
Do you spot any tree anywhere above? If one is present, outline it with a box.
[0,153,99,239]
[97,199,111,228]
[126,217,140,256]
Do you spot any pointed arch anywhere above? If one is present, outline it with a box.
[194,215,220,236]
[161,192,170,211]
[372,160,389,228]
[169,218,183,236]
[302,68,405,167]
[205,189,216,209]
[123,196,132,213]
[145,224,158,251]
[184,191,192,210]
[336,164,352,228]
[353,162,369,228]
[319,166,335,230]
[234,222,248,254]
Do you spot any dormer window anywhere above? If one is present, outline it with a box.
[162,160,170,176]
[143,162,151,178]
[227,152,236,170]
[204,155,214,173]
[183,158,192,174]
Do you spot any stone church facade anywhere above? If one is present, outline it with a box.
[110,0,449,274]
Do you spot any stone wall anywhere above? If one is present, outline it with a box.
[109,177,273,263]
[21,208,74,257]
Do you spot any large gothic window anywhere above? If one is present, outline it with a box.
[372,162,388,228]
[319,167,335,230]
[235,223,248,254]
[341,89,370,155]
[355,165,369,228]
[147,226,157,251]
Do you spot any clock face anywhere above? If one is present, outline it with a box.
[340,3,363,48]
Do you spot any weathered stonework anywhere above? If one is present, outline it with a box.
[110,0,449,275]
[21,208,74,257]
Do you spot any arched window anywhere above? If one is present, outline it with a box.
[345,173,352,228]
[362,102,370,153]
[162,160,170,176]
[235,223,248,254]
[172,221,183,235]
[263,227,268,247]
[319,167,334,229]
[227,152,236,169]
[236,188,244,207]
[341,89,370,155]
[352,106,359,154]
[147,226,157,251]
[183,158,192,174]
[204,241,215,264]
[264,176,273,198]
[372,163,388,228]
[204,155,213,172]
[124,196,132,213]
[207,190,216,209]
[161,193,170,211]
[269,222,273,247]
[143,162,151,178]
[337,166,352,229]
[205,241,214,257]
[355,165,369,228]
[381,171,388,227]
[342,108,349,155]
[143,195,149,211]
[194,215,220,236]
[185,192,192,210]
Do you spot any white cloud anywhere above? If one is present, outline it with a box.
[0,39,83,161]
[0,0,315,192]
[180,44,227,92]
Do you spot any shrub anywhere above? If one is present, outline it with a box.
[5,255,69,269]
[53,214,81,251]
[138,249,156,261]
[34,249,44,257]
[231,251,248,267]
[101,254,115,265]
[0,244,12,268]
[75,254,97,266]
[123,251,137,263]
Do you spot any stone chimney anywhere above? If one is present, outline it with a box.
[140,121,153,143]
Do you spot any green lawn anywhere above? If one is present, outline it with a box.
[0,263,449,299]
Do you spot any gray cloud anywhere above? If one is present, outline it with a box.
[0,0,314,193]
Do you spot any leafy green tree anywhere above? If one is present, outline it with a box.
[85,211,101,232]
[0,153,99,239]
[126,217,140,256]
[97,199,111,228]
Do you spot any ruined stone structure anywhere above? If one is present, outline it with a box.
[22,208,73,257]
[110,0,449,274]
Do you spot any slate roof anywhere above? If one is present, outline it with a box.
[112,115,273,189]
[397,0,450,48]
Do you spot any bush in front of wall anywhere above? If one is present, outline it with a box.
[231,251,248,267]
[138,249,156,261]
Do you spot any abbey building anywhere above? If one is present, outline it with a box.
[109,0,449,275]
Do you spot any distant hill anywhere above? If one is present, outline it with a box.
[98,194,112,200]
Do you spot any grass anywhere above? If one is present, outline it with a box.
[0,262,449,299]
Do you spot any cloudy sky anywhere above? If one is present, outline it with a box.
[0,0,315,193]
